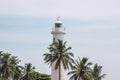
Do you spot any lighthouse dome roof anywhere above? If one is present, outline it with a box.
[55,17,62,24]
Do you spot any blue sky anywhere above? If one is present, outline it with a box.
[0,0,120,80]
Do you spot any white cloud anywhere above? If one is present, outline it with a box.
[0,0,120,20]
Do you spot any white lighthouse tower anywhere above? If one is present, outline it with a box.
[51,17,67,80]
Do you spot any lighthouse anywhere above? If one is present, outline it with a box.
[51,17,67,80]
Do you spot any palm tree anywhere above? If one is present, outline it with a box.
[0,52,24,80]
[43,40,74,80]
[92,64,106,80]
[10,56,23,80]
[13,65,23,80]
[22,63,35,80]
[68,57,92,80]
[0,51,3,79]
[0,53,15,80]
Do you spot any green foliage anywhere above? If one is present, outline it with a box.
[22,63,36,80]
[44,40,106,80]
[0,51,19,80]
[68,57,93,80]
[43,40,74,70]
[34,72,51,80]
[0,40,106,80]
[0,51,51,80]
[92,64,106,80]
[67,57,107,80]
[43,40,74,80]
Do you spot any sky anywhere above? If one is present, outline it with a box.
[0,0,120,80]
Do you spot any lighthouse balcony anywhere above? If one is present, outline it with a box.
[51,27,66,34]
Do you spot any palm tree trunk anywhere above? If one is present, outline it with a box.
[78,76,80,80]
[59,61,61,80]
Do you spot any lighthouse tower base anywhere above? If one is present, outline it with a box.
[51,62,67,80]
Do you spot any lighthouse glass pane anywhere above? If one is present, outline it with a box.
[55,24,62,27]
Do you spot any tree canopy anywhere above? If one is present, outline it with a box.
[0,51,51,80]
